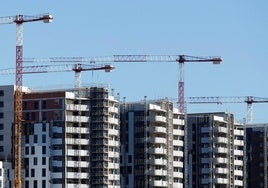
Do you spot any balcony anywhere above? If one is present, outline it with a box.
[66,127,89,134]
[109,106,119,114]
[234,180,243,186]
[149,115,167,123]
[108,174,120,181]
[66,104,89,111]
[234,140,244,146]
[149,180,168,187]
[66,138,89,145]
[213,178,228,184]
[234,170,243,176]
[148,147,167,155]
[67,172,89,179]
[148,126,167,134]
[66,149,89,156]
[214,167,228,174]
[213,137,228,144]
[67,160,89,167]
[173,119,184,125]
[234,149,243,156]
[148,169,167,176]
[214,147,228,154]
[173,171,183,178]
[173,150,183,157]
[109,129,119,136]
[148,137,167,144]
[148,158,167,166]
[66,115,89,122]
[108,163,120,169]
[173,140,183,147]
[173,129,184,136]
[108,117,119,125]
[214,126,228,134]
[234,160,243,166]
[108,152,120,158]
[213,157,228,164]
[234,129,244,136]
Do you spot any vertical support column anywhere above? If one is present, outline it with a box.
[14,20,23,188]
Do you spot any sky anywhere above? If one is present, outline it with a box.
[0,1,267,123]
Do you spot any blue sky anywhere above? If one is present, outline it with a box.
[0,1,267,123]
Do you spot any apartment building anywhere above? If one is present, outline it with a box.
[246,123,268,188]
[120,99,184,188]
[0,85,120,188]
[187,112,244,188]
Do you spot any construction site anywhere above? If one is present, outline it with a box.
[0,5,267,188]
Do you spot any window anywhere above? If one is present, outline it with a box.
[0,146,3,152]
[42,123,46,132]
[42,157,46,165]
[0,124,3,130]
[25,180,29,188]
[0,135,3,141]
[25,147,29,155]
[42,100,47,109]
[0,90,3,96]
[34,135,38,143]
[0,101,3,107]
[31,146,35,155]
[42,146,46,154]
[23,101,27,110]
[25,169,29,177]
[31,169,35,177]
[0,113,3,119]
[42,112,47,121]
[33,157,37,165]
[42,168,46,177]
[34,180,37,188]
[34,101,39,109]
[42,135,46,143]
[42,180,46,188]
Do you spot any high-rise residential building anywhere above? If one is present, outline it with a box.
[0,85,120,188]
[246,123,268,188]
[187,112,244,188]
[120,99,184,188]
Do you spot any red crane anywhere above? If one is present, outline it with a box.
[187,96,268,123]
[0,13,53,188]
[24,55,222,112]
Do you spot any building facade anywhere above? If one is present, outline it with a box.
[120,99,184,188]
[187,112,244,188]
[0,85,120,188]
[246,123,268,188]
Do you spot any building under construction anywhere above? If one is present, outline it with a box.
[0,85,120,188]
[187,112,245,188]
[120,99,184,188]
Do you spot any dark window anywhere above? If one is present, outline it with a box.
[42,135,46,143]
[33,157,37,165]
[31,169,35,177]
[34,180,37,188]
[42,168,46,177]
[25,180,29,188]
[42,112,47,121]
[25,169,29,177]
[0,90,3,96]
[0,135,3,141]
[42,100,47,109]
[34,101,39,109]
[23,101,27,110]
[31,146,35,155]
[0,101,3,107]
[0,113,3,119]
[42,180,46,188]
[34,135,38,143]
[42,146,46,154]
[25,147,29,155]
[25,136,29,144]
[42,157,46,165]
[42,123,46,132]
[0,146,3,152]
[0,124,3,130]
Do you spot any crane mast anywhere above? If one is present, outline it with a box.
[0,13,53,188]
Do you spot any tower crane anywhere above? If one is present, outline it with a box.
[0,13,53,188]
[186,96,268,124]
[24,55,222,112]
[0,63,114,88]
